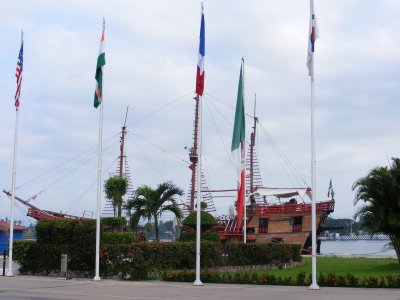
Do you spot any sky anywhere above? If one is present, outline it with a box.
[0,0,399,225]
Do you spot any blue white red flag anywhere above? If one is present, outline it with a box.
[15,41,24,108]
[307,0,319,78]
[195,5,205,96]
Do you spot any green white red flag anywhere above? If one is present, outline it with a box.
[94,26,106,108]
[231,61,245,230]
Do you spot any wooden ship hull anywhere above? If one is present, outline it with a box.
[217,199,334,251]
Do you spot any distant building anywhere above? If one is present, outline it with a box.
[0,221,26,253]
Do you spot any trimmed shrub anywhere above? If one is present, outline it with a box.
[35,219,96,245]
[296,272,308,286]
[222,243,295,266]
[179,232,220,243]
[102,232,136,245]
[182,211,218,231]
[13,240,59,274]
[15,224,301,282]
[13,240,95,274]
[101,217,127,229]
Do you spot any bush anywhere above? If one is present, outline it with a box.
[35,219,96,245]
[222,243,296,266]
[182,211,218,231]
[15,225,301,281]
[13,240,95,274]
[296,272,309,286]
[13,241,59,274]
[15,220,97,275]
[102,232,136,245]
[100,242,224,279]
[162,269,400,288]
[179,232,220,243]
[101,217,127,230]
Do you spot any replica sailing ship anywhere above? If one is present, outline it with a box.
[184,90,335,251]
[184,15,335,252]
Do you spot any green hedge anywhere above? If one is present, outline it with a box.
[14,241,224,278]
[102,232,136,245]
[101,217,126,228]
[163,270,400,288]
[179,232,220,243]
[13,240,95,274]
[14,220,301,279]
[222,243,301,265]
[14,240,299,279]
[100,242,224,273]
[35,219,96,245]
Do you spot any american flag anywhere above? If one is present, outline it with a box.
[15,41,23,108]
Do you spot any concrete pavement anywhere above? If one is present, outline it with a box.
[0,276,399,300]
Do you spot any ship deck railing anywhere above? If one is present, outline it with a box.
[255,200,335,215]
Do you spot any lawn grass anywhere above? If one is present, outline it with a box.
[264,256,400,278]
[162,256,400,287]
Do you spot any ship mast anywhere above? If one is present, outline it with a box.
[249,94,257,205]
[117,106,129,217]
[188,95,200,212]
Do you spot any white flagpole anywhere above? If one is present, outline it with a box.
[7,104,19,278]
[194,94,203,286]
[242,58,246,244]
[93,100,103,281]
[309,0,319,290]
[309,72,319,290]
[7,31,23,277]
[194,2,204,287]
[94,18,105,282]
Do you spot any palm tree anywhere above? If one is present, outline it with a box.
[352,157,400,262]
[125,181,183,242]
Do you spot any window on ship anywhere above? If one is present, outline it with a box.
[259,217,269,233]
[291,216,303,232]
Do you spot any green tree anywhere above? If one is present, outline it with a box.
[352,157,400,262]
[104,175,128,217]
[182,210,218,232]
[125,181,183,242]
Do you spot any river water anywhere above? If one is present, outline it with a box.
[320,240,396,257]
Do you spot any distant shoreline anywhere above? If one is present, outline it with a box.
[320,234,390,241]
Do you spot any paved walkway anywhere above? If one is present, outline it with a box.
[0,276,399,300]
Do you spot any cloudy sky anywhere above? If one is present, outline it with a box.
[1,0,399,225]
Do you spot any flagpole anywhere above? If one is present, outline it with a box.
[194,2,204,286]
[308,0,319,290]
[7,31,23,277]
[94,18,105,282]
[94,100,103,281]
[7,104,19,278]
[194,94,203,286]
[309,73,319,290]
[242,58,246,244]
[305,0,320,290]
